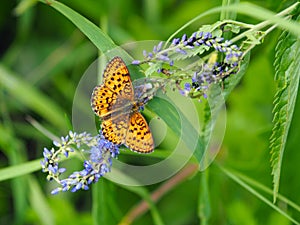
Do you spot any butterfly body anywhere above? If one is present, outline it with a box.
[91,57,154,153]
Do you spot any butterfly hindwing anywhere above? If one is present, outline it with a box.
[125,112,154,153]
[101,114,130,145]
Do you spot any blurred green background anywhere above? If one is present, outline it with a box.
[1,0,300,224]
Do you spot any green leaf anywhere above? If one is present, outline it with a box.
[28,176,54,225]
[270,17,300,202]
[0,122,29,224]
[0,159,41,182]
[92,179,115,225]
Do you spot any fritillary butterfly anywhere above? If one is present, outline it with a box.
[91,56,154,153]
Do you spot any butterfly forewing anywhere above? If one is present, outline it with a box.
[103,57,134,99]
[91,85,117,118]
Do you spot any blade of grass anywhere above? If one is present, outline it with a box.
[225,167,300,214]
[105,169,164,225]
[0,159,41,182]
[28,176,54,225]
[121,185,165,225]
[92,179,115,225]
[219,165,300,225]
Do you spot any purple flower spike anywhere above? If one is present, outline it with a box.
[157,41,163,52]
[184,83,191,91]
[132,60,140,65]
[181,34,187,42]
[172,38,180,45]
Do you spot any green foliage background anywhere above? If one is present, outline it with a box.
[0,0,300,225]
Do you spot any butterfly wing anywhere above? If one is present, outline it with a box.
[101,113,130,145]
[91,85,117,118]
[91,57,134,117]
[91,57,134,145]
[125,112,154,153]
[103,56,134,100]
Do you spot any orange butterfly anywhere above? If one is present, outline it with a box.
[91,57,154,153]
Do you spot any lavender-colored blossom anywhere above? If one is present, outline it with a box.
[41,131,118,194]
[184,83,191,91]
[179,89,188,96]
[181,34,187,42]
[148,52,153,58]
[172,38,180,45]
[143,50,147,57]
[132,60,140,65]
[153,45,157,53]
[157,41,163,52]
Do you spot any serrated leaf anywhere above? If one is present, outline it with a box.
[270,16,300,202]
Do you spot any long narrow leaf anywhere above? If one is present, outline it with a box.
[92,179,115,225]
[220,165,300,225]
[270,15,300,202]
[28,176,54,225]
[0,159,41,182]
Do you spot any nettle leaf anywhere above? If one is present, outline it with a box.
[270,16,300,202]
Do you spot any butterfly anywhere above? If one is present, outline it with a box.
[91,56,154,153]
